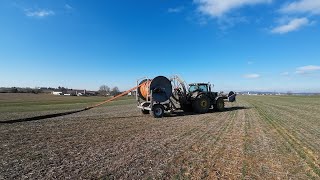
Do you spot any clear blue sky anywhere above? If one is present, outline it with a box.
[1,0,320,92]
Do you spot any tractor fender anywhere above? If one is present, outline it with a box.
[189,91,198,100]
[190,91,204,100]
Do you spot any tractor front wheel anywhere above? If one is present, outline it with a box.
[214,98,225,111]
[192,95,210,114]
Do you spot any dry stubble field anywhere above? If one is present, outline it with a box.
[1,93,320,179]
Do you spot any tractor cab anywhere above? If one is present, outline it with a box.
[188,83,212,93]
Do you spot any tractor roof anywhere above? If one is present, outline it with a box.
[189,83,209,86]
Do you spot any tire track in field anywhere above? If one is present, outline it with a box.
[103,112,229,179]
[47,108,228,179]
[247,99,320,178]
[161,111,234,179]
[232,100,279,179]
[70,110,227,179]
[162,109,239,179]
[242,97,316,179]
[192,110,239,179]
[241,102,303,179]
[242,106,251,179]
[210,107,245,179]
[251,99,320,161]
[259,102,320,155]
[246,98,320,163]
[261,96,320,113]
[260,100,320,136]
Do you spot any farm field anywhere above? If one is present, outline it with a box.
[1,94,320,179]
[0,93,135,121]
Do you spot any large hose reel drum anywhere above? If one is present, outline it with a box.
[137,76,173,103]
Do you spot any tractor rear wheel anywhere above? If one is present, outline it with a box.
[192,95,210,114]
[152,104,165,118]
[214,98,225,111]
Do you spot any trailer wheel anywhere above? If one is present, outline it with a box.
[141,109,150,114]
[214,98,224,111]
[152,104,165,118]
[192,95,210,114]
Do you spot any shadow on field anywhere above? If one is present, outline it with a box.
[224,106,250,111]
[168,106,250,117]
[0,106,250,124]
[0,108,89,124]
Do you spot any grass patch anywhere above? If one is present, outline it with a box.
[0,93,136,112]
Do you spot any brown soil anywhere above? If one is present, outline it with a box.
[1,96,319,179]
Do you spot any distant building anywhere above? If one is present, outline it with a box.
[75,90,86,96]
[86,91,98,96]
[52,91,63,95]
[128,90,137,96]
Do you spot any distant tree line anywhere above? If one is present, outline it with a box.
[0,85,122,96]
[99,85,120,96]
[0,87,42,94]
[0,87,75,94]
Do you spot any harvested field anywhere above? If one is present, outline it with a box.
[1,94,320,179]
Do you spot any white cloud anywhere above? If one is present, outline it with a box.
[25,9,55,17]
[168,6,184,13]
[194,0,272,17]
[271,17,309,34]
[247,61,254,65]
[280,0,320,15]
[65,4,73,10]
[281,72,289,76]
[243,73,260,78]
[296,65,320,74]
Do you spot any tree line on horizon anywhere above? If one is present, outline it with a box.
[98,85,120,96]
[0,85,121,96]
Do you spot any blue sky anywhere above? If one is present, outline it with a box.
[1,0,320,92]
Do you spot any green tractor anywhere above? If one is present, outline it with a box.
[136,76,236,118]
[177,83,236,114]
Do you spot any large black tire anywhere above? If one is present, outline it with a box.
[192,95,210,114]
[228,91,236,102]
[152,104,165,118]
[214,98,225,111]
[228,91,235,97]
[181,103,193,112]
[141,109,150,114]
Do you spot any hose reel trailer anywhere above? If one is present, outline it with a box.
[137,76,173,103]
[136,75,236,118]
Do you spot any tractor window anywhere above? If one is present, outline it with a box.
[189,85,198,92]
[199,85,208,92]
[189,84,208,92]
